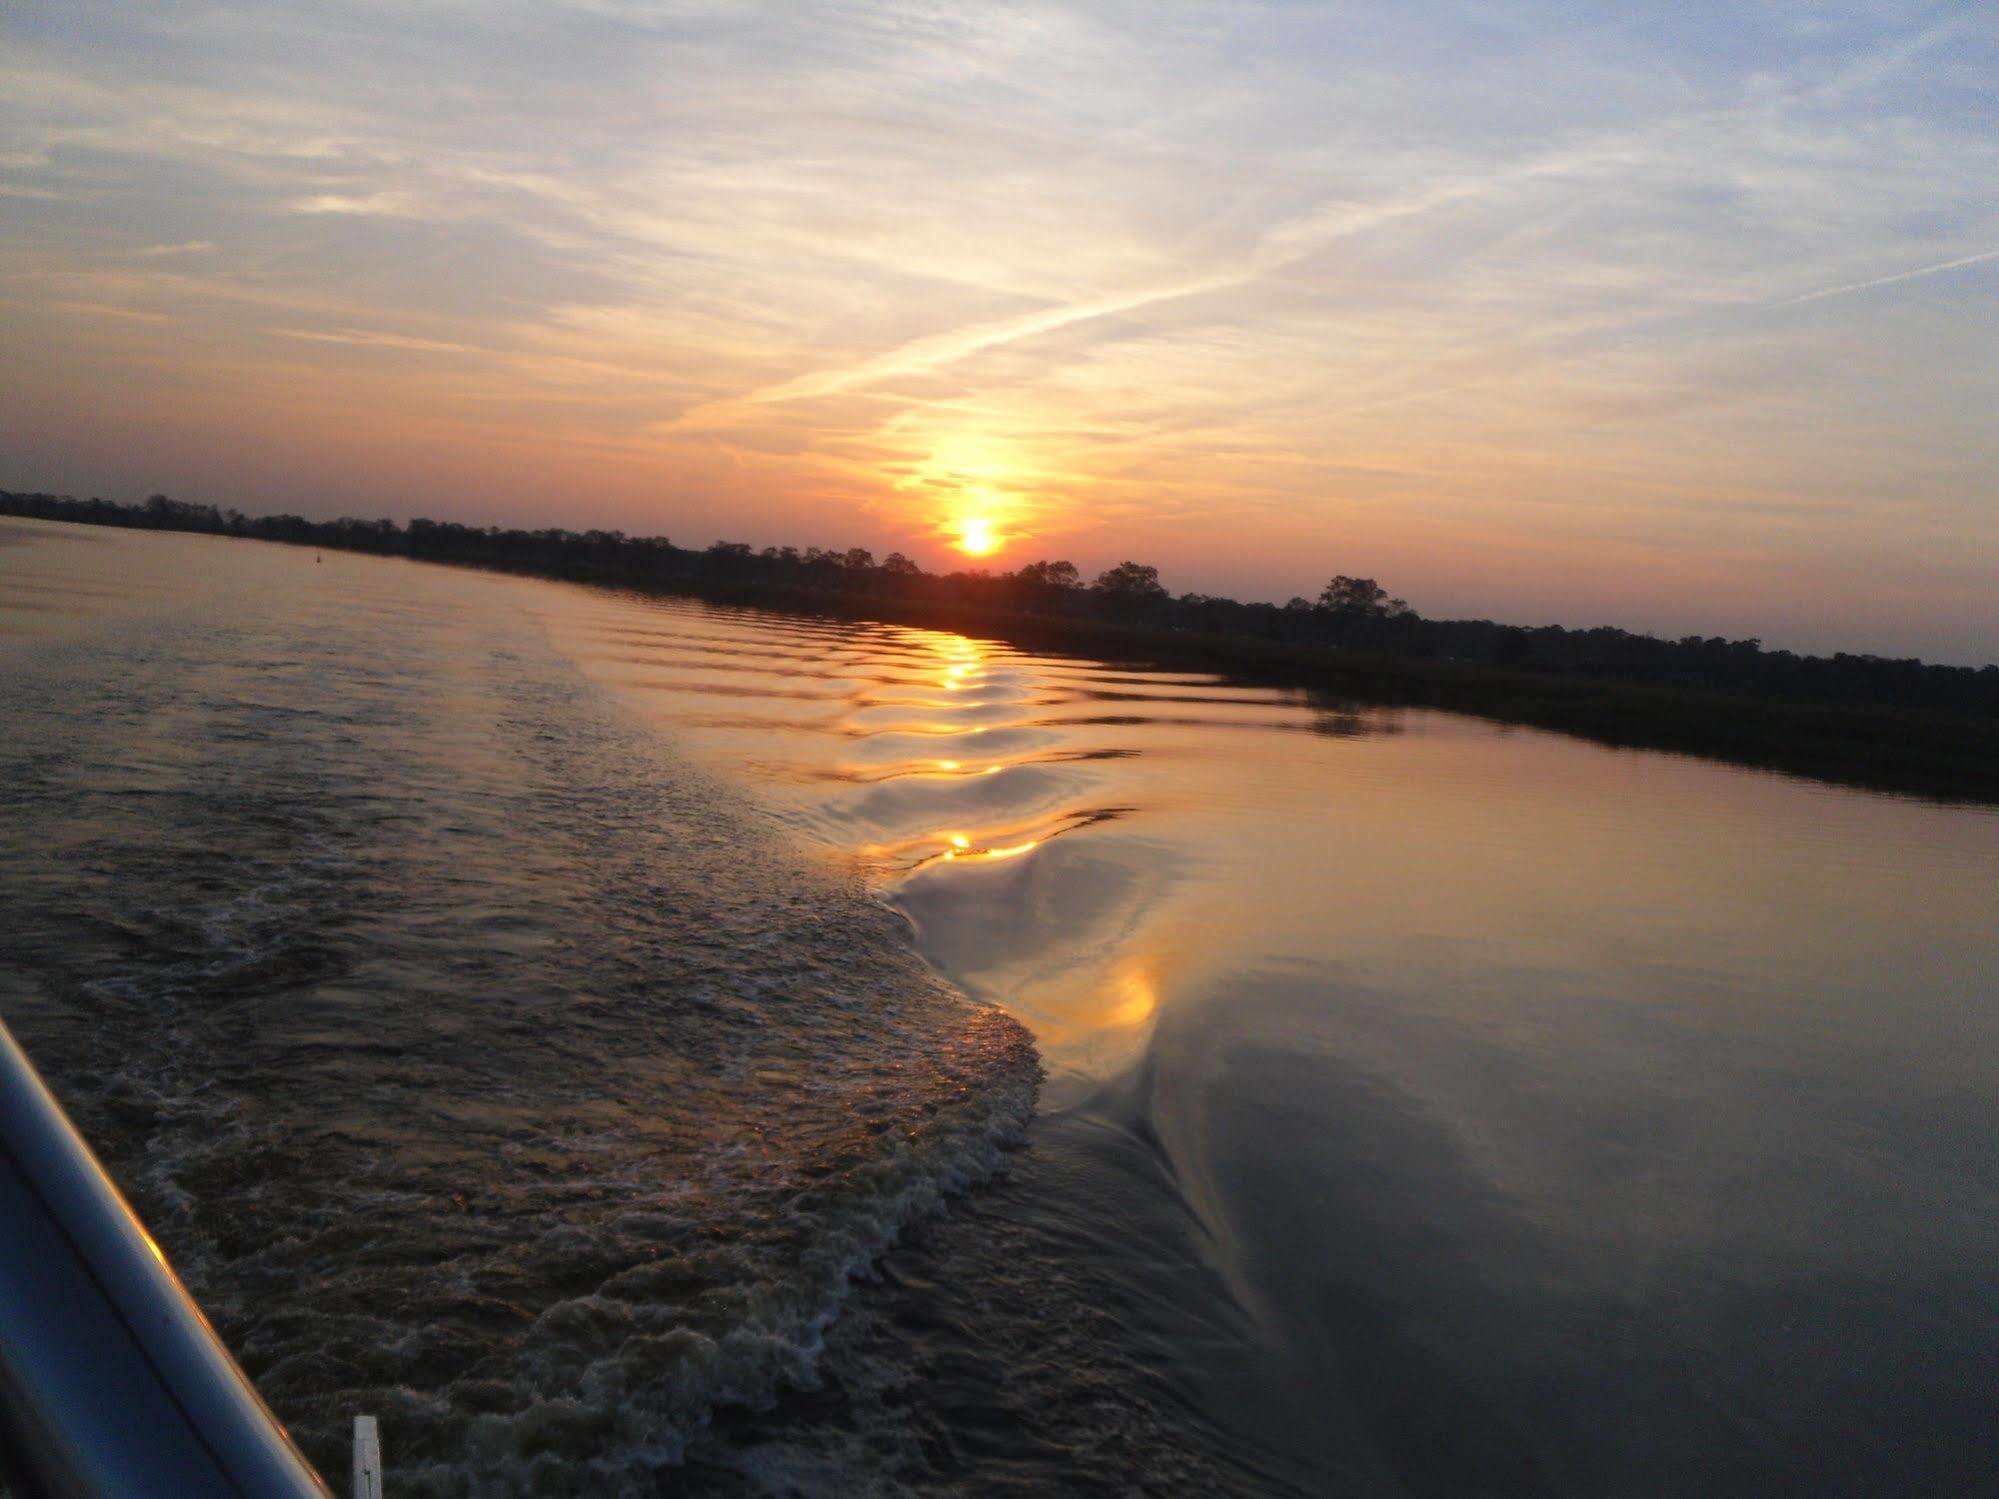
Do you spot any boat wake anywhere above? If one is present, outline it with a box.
[0,542,1040,1494]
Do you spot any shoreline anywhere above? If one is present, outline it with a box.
[8,508,1997,802]
[409,552,1999,806]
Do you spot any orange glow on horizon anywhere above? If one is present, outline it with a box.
[890,433,1038,561]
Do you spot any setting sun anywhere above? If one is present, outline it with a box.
[953,516,1001,557]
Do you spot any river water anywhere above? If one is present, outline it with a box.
[2,518,1995,1496]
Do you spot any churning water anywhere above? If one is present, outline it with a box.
[3,518,1997,1496]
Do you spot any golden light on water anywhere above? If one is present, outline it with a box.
[929,759,1003,776]
[1106,968,1158,1029]
[940,830,1041,862]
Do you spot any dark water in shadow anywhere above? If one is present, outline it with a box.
[4,519,1998,1495]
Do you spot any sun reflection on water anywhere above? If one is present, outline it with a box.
[1106,968,1158,1028]
[940,831,1041,863]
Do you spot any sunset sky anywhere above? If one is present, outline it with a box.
[3,2,1994,660]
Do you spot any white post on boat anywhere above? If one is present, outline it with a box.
[353,1414,384,1499]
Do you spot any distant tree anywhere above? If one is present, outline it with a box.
[1318,574,1411,618]
[704,540,754,579]
[841,547,875,571]
[1093,561,1166,599]
[1318,575,1385,614]
[137,491,226,533]
[880,552,921,577]
[1013,558,1083,615]
[1089,560,1168,622]
[1018,559,1082,591]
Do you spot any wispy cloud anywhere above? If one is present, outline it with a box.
[289,192,416,217]
[669,132,1650,430]
[273,327,475,354]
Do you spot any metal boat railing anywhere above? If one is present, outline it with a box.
[0,1016,336,1497]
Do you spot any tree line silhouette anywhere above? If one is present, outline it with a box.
[4,487,1994,720]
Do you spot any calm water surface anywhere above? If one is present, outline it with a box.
[2,518,1995,1496]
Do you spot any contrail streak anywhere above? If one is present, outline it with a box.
[1770,247,1999,308]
